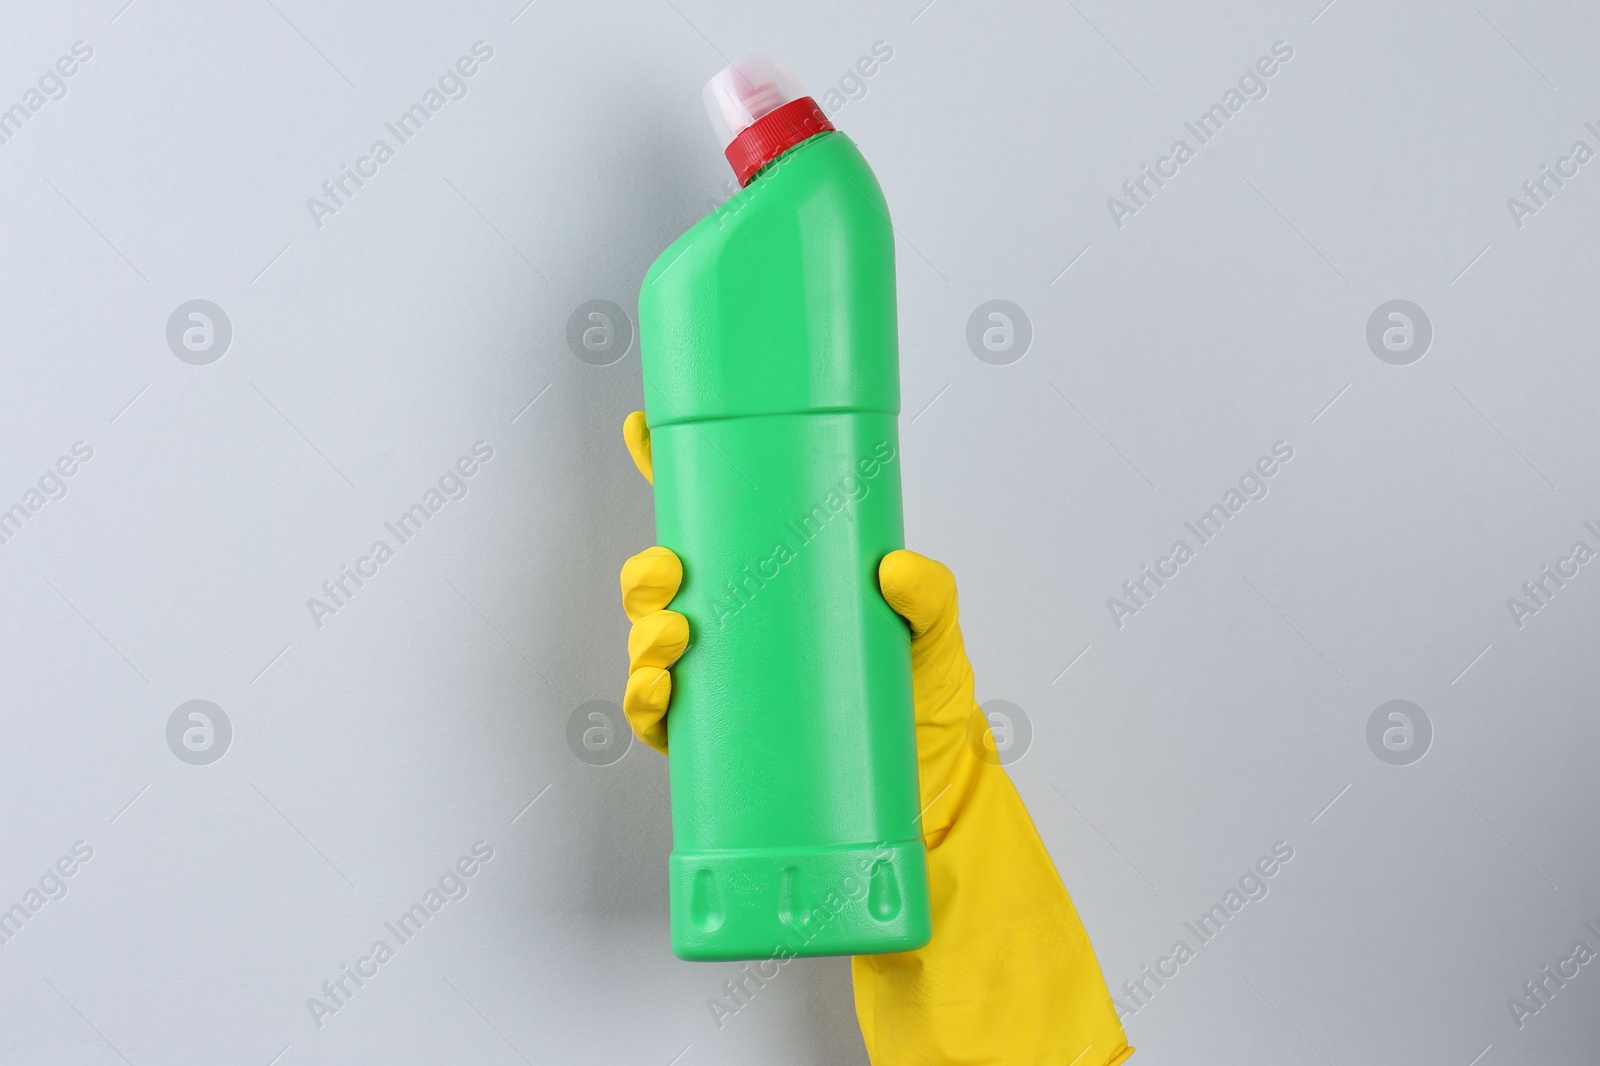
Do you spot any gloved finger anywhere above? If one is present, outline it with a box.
[621,545,682,622]
[879,549,958,641]
[623,665,672,754]
[629,609,689,671]
[623,410,653,484]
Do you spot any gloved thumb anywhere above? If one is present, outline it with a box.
[878,549,974,749]
[878,549,958,641]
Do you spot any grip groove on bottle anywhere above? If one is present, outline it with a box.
[690,867,724,931]
[868,859,902,922]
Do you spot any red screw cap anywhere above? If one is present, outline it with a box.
[703,54,835,187]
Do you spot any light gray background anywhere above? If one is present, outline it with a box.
[2,1,1596,1063]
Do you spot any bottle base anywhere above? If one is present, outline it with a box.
[669,838,931,961]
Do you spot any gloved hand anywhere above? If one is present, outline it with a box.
[620,411,1132,1066]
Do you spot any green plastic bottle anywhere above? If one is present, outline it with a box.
[636,55,931,962]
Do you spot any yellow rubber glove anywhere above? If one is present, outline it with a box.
[620,411,1132,1066]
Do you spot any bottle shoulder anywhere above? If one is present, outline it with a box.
[638,132,900,425]
[642,133,888,290]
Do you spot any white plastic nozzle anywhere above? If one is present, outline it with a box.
[701,53,807,148]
